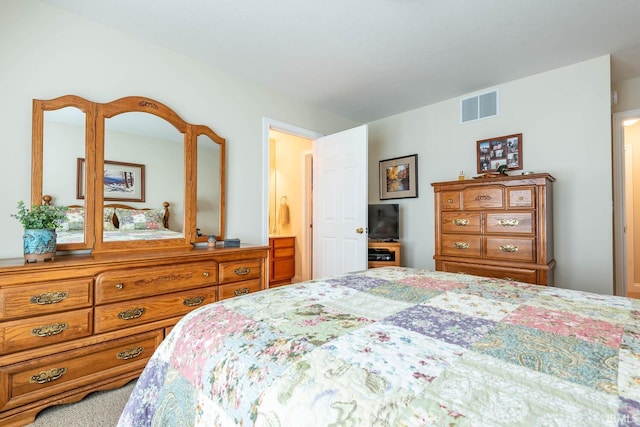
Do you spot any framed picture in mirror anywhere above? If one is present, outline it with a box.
[77,158,145,201]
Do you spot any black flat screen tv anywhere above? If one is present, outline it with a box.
[368,203,399,241]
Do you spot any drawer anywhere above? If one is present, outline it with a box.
[485,212,534,234]
[273,247,295,258]
[219,259,262,284]
[485,237,535,262]
[271,237,295,248]
[438,261,538,284]
[94,286,217,334]
[508,187,535,208]
[218,279,262,301]
[440,191,461,210]
[0,278,92,321]
[95,261,217,304]
[440,235,482,258]
[463,186,504,209]
[0,308,92,355]
[440,212,481,233]
[0,329,162,412]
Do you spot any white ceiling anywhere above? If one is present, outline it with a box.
[43,0,640,122]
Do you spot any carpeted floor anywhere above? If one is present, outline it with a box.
[26,380,136,427]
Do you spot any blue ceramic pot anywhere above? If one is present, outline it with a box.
[23,228,57,262]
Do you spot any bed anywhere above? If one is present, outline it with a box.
[53,201,184,244]
[117,267,640,426]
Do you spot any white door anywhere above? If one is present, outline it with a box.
[313,125,368,279]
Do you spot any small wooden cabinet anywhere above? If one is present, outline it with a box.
[431,173,554,285]
[0,245,268,426]
[368,241,401,268]
[269,236,295,287]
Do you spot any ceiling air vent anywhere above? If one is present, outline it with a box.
[461,89,499,123]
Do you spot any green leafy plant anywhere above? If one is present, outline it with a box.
[11,201,68,229]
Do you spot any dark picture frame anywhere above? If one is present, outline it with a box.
[477,133,523,174]
[379,154,418,200]
[77,158,145,202]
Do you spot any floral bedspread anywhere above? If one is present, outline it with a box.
[118,267,640,426]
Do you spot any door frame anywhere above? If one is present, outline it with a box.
[262,118,323,279]
[612,109,640,297]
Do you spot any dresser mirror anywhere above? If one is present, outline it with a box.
[32,95,226,253]
[33,95,96,251]
[195,127,225,241]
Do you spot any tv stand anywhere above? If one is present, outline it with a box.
[368,241,401,268]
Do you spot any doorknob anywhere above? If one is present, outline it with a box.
[356,227,364,234]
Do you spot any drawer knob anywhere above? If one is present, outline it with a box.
[30,367,67,384]
[203,271,210,277]
[452,219,469,226]
[499,245,519,253]
[117,346,144,360]
[447,199,454,203]
[183,296,205,307]
[118,308,146,321]
[30,291,68,305]
[31,322,68,337]
[233,267,251,276]
[115,283,124,290]
[453,242,470,249]
[498,219,519,227]
[234,287,250,296]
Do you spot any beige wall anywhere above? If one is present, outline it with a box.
[0,0,356,259]
[269,130,312,283]
[627,123,640,283]
[368,56,613,294]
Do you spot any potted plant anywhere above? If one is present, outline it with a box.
[11,201,67,262]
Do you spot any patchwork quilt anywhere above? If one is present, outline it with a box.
[118,267,640,426]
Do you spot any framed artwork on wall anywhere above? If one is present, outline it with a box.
[77,158,146,202]
[379,154,418,200]
[477,133,522,174]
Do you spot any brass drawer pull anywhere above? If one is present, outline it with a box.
[30,367,67,384]
[203,271,210,277]
[452,219,469,226]
[499,245,519,253]
[115,283,124,290]
[30,291,68,305]
[498,219,519,227]
[233,287,250,296]
[447,198,454,203]
[233,267,251,276]
[117,346,144,360]
[31,322,68,337]
[453,242,470,249]
[475,195,492,201]
[183,296,205,307]
[118,308,146,320]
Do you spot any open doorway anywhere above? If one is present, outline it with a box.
[262,118,323,284]
[613,110,640,298]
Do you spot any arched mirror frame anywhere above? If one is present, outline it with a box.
[192,125,226,245]
[32,95,226,253]
[32,95,96,251]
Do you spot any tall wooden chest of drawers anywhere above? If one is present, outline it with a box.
[0,245,268,426]
[431,173,554,285]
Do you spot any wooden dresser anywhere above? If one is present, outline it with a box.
[431,173,554,285]
[0,245,268,426]
[268,236,295,288]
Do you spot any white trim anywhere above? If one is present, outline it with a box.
[613,108,640,296]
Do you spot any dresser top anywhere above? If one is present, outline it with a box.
[431,172,555,189]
